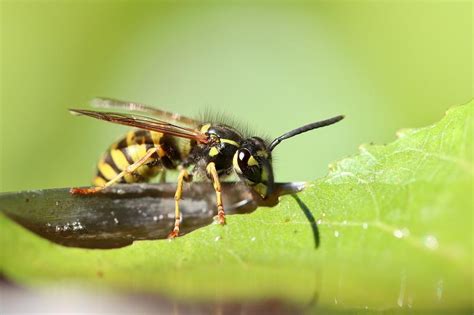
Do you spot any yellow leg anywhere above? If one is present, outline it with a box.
[206,162,226,225]
[167,168,190,239]
[70,148,158,194]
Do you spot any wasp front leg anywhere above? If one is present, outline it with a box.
[167,168,191,239]
[70,147,158,194]
[206,162,226,225]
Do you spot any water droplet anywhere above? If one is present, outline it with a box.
[55,201,59,206]
[250,237,256,242]
[362,222,368,229]
[397,297,403,307]
[334,230,340,238]
[393,229,406,239]
[396,228,410,238]
[316,219,322,225]
[153,216,158,221]
[110,211,115,216]
[397,270,407,307]
[116,189,125,195]
[114,218,119,224]
[436,279,444,300]
[214,236,221,242]
[424,235,439,250]
[70,220,84,231]
[159,214,164,220]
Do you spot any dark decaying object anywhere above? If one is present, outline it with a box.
[0,182,304,249]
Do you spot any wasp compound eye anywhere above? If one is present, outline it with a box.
[237,149,251,168]
[236,149,261,183]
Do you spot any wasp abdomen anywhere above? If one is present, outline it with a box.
[92,130,183,186]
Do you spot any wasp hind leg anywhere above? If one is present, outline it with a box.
[167,168,191,239]
[206,162,226,225]
[70,148,158,195]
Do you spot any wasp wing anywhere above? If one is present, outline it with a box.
[70,109,209,143]
[90,97,200,127]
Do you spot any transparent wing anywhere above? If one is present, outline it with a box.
[91,97,200,127]
[70,109,209,143]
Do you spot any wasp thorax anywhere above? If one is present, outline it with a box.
[233,137,274,199]
[198,124,243,174]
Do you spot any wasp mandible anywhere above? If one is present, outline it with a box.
[70,98,344,238]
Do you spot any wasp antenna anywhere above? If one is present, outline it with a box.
[269,115,345,152]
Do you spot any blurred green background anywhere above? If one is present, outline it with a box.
[1,1,472,192]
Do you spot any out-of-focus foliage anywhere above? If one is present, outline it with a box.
[1,101,472,313]
[0,2,472,191]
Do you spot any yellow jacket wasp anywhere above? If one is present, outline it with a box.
[70,98,344,238]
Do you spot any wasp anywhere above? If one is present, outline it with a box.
[70,98,344,238]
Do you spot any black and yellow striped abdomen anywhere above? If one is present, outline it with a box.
[93,129,184,186]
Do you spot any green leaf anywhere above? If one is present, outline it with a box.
[1,100,472,312]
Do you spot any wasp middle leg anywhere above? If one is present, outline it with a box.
[206,162,226,225]
[167,167,191,239]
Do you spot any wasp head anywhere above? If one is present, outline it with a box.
[232,114,345,198]
[233,137,274,199]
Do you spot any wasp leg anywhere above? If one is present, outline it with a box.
[206,162,226,225]
[70,148,158,195]
[158,170,167,183]
[167,168,190,239]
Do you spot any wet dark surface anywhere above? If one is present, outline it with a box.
[0,182,304,249]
